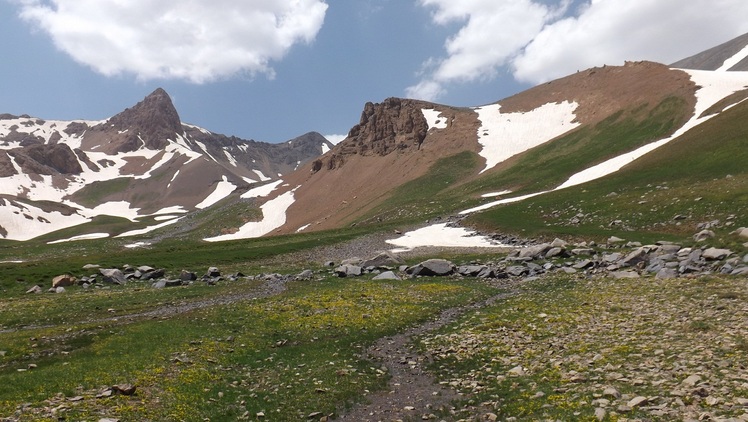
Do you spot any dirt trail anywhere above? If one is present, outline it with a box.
[339,287,517,421]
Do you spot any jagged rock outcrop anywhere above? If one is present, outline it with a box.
[99,88,182,152]
[313,97,429,171]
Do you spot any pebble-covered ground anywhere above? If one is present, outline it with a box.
[418,273,748,421]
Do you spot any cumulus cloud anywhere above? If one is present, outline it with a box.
[13,0,328,83]
[407,0,569,100]
[514,0,748,84]
[409,0,748,100]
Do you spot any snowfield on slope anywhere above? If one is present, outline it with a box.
[204,187,298,242]
[475,101,580,173]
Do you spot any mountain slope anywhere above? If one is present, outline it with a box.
[0,89,332,241]
[215,61,699,239]
[672,32,748,71]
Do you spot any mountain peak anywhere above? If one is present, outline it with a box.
[104,88,182,152]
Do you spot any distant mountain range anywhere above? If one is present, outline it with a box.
[0,88,332,241]
[2,31,748,243]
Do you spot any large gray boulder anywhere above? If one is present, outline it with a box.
[52,274,77,288]
[407,259,455,277]
[335,264,362,277]
[702,247,733,260]
[518,244,551,260]
[100,268,126,285]
[362,251,404,269]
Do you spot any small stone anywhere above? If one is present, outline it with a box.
[603,387,621,399]
[627,396,648,408]
[682,374,701,386]
[595,408,606,421]
[26,285,42,294]
[507,365,525,377]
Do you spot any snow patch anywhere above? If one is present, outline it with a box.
[422,108,448,130]
[475,101,580,173]
[481,190,513,198]
[48,233,109,244]
[386,223,505,253]
[195,176,236,209]
[224,149,238,167]
[718,45,748,72]
[252,169,272,182]
[241,180,283,199]
[116,217,183,238]
[204,187,299,242]
[296,224,311,232]
[321,143,331,154]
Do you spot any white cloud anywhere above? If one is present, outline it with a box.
[14,0,328,83]
[408,0,568,101]
[514,0,748,84]
[410,0,748,100]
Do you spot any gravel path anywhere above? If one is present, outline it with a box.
[339,285,518,421]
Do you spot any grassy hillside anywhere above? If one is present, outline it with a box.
[464,95,691,197]
[465,97,748,244]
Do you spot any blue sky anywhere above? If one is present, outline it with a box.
[2,0,748,143]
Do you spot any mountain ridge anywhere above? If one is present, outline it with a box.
[0,89,333,241]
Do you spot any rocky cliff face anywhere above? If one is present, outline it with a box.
[313,97,429,171]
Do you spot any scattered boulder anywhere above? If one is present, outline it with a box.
[26,285,42,294]
[179,270,197,282]
[656,268,679,279]
[693,230,715,242]
[518,244,551,260]
[702,247,732,260]
[335,264,362,278]
[732,227,748,239]
[52,274,77,288]
[100,268,126,285]
[362,251,404,268]
[373,271,401,280]
[206,267,221,278]
[296,269,315,280]
[407,259,455,277]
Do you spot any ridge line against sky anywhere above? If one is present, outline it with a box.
[1,0,748,143]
